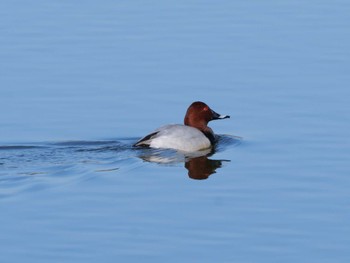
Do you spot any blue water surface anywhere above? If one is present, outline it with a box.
[1,1,350,262]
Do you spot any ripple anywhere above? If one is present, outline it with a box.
[51,140,120,146]
[0,145,45,150]
[215,134,242,152]
[0,136,240,196]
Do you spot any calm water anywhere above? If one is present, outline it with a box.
[1,1,350,262]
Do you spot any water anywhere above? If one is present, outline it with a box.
[1,0,350,262]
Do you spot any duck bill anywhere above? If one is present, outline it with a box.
[212,110,230,120]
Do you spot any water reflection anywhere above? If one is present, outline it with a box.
[185,155,229,180]
[137,147,231,180]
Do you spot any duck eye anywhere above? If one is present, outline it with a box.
[203,106,209,111]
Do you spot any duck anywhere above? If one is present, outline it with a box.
[133,101,230,152]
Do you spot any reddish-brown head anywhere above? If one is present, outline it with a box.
[184,101,230,130]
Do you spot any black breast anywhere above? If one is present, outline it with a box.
[201,131,216,145]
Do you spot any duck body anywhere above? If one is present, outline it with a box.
[134,124,212,152]
[133,101,230,152]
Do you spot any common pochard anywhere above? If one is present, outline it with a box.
[133,101,230,152]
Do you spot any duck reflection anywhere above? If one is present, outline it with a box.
[137,148,229,180]
[185,155,226,180]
